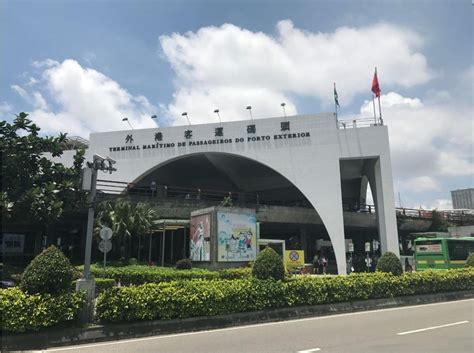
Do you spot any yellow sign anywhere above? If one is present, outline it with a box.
[284,250,305,268]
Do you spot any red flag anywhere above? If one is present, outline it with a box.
[371,69,381,97]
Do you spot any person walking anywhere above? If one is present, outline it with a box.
[313,254,319,274]
[322,254,328,274]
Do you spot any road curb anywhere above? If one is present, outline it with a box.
[2,290,473,351]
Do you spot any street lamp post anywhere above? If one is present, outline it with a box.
[122,117,134,130]
[281,102,287,117]
[76,154,116,322]
[182,112,191,125]
[214,109,221,123]
[246,106,253,120]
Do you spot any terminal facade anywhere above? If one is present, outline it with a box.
[63,112,400,274]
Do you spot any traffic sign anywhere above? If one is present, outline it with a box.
[99,227,113,241]
[365,241,371,252]
[98,240,112,253]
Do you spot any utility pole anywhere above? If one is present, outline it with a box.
[76,154,116,322]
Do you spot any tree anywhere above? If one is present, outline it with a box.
[0,113,85,226]
[95,199,159,260]
[429,209,449,232]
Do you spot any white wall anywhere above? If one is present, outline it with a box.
[83,113,398,274]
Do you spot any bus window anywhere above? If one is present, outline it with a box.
[415,240,442,253]
[447,240,474,261]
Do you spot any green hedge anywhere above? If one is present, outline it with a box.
[96,269,474,323]
[82,265,251,285]
[0,288,85,333]
[71,278,116,295]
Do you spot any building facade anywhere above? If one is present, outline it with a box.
[58,112,399,274]
[451,188,474,210]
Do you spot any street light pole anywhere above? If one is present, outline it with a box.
[76,154,116,322]
[82,165,98,280]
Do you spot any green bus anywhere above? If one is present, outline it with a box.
[414,237,474,270]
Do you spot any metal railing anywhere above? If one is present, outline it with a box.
[95,179,474,223]
[337,116,382,129]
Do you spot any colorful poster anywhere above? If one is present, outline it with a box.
[190,214,211,261]
[217,211,257,262]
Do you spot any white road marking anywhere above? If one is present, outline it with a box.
[45,299,473,351]
[397,320,469,335]
[297,348,321,352]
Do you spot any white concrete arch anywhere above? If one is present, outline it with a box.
[88,113,399,274]
[129,150,343,268]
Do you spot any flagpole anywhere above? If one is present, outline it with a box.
[372,95,377,124]
[375,67,383,125]
[334,82,338,121]
[378,95,383,125]
[376,67,383,125]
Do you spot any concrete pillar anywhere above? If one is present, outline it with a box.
[365,158,399,257]
[304,160,347,275]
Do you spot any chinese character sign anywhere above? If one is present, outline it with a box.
[217,211,257,262]
[190,214,211,261]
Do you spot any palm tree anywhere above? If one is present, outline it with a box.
[96,199,159,261]
[133,202,160,260]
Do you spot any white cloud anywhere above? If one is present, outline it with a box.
[436,152,474,176]
[360,91,473,176]
[160,20,431,124]
[83,51,97,65]
[421,198,453,210]
[11,85,31,102]
[359,90,472,209]
[399,176,440,192]
[164,87,297,125]
[0,101,14,116]
[11,59,157,137]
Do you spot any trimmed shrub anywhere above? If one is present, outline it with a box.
[20,245,74,294]
[71,278,115,295]
[83,264,220,285]
[376,251,403,275]
[218,267,252,279]
[96,269,474,323]
[176,258,192,270]
[0,288,84,333]
[466,253,474,267]
[252,247,285,280]
[128,258,139,265]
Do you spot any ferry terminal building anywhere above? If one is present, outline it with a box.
[51,112,399,275]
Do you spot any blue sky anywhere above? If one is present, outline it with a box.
[1,0,473,209]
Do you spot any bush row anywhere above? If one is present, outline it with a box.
[96,269,474,322]
[71,278,116,295]
[0,288,85,333]
[84,264,251,285]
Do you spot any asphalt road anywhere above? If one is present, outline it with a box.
[44,299,473,353]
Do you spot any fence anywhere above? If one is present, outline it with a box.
[96,179,474,223]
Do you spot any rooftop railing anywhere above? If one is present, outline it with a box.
[337,116,383,129]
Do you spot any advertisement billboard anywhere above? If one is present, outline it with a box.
[190,214,211,261]
[217,211,257,262]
